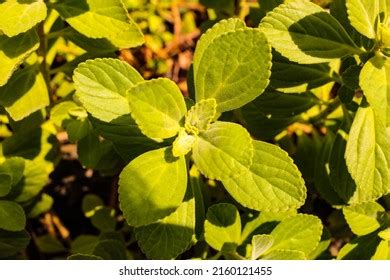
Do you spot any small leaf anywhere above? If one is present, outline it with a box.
[346,0,381,39]
[268,214,323,257]
[127,78,187,139]
[260,0,361,64]
[193,18,245,74]
[119,147,187,226]
[338,232,382,259]
[28,194,53,218]
[345,106,390,203]
[360,54,390,127]
[35,234,66,254]
[74,58,144,122]
[54,0,144,49]
[92,240,127,260]
[0,0,47,37]
[135,188,195,260]
[0,64,50,121]
[343,202,385,236]
[0,201,26,231]
[372,240,389,260]
[71,235,99,255]
[0,230,30,258]
[194,29,271,113]
[262,249,306,260]
[379,229,390,240]
[0,174,12,197]
[82,194,104,218]
[251,234,274,260]
[192,121,253,180]
[0,28,39,86]
[204,203,241,252]
[222,140,306,212]
[172,128,196,157]
[185,98,217,134]
[91,207,116,232]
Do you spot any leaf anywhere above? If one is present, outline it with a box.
[0,230,30,258]
[0,201,26,231]
[92,240,127,260]
[0,0,47,37]
[222,141,306,212]
[28,194,53,218]
[270,51,334,93]
[135,188,195,260]
[185,98,217,133]
[91,207,116,232]
[345,106,390,203]
[71,235,99,255]
[54,0,144,49]
[68,253,103,260]
[193,18,245,74]
[194,28,271,113]
[329,111,357,202]
[0,28,39,86]
[346,0,381,39]
[204,203,241,252]
[0,64,49,121]
[251,234,274,260]
[0,174,11,197]
[119,147,187,227]
[262,249,306,260]
[192,121,253,180]
[343,202,385,236]
[35,234,66,254]
[268,214,323,257]
[379,229,390,240]
[0,158,25,189]
[73,58,144,122]
[259,0,361,64]
[360,54,390,127]
[127,78,187,139]
[82,194,104,218]
[372,240,389,260]
[338,232,382,259]
[172,128,196,157]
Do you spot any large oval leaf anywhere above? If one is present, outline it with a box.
[127,78,187,139]
[194,29,271,113]
[192,121,253,180]
[0,0,47,37]
[259,0,361,64]
[119,147,187,227]
[0,29,39,86]
[73,58,144,122]
[346,0,381,39]
[0,201,26,231]
[54,0,144,49]
[345,106,390,204]
[135,189,195,259]
[222,141,306,212]
[204,203,241,252]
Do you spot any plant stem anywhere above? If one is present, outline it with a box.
[310,97,341,125]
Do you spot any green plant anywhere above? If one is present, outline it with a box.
[1,0,390,260]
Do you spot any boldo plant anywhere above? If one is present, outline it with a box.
[0,0,390,260]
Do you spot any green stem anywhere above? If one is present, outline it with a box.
[310,97,341,125]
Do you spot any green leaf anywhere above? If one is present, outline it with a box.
[193,18,245,74]
[119,147,187,226]
[127,78,187,139]
[345,106,390,203]
[379,229,390,240]
[172,128,196,157]
[360,54,390,127]
[28,194,53,218]
[0,230,30,258]
[338,232,382,259]
[0,158,25,188]
[35,234,66,254]
[71,235,99,255]
[346,0,381,39]
[92,240,127,260]
[50,101,80,128]
[0,28,39,86]
[73,58,144,122]
[268,214,323,257]
[343,202,385,236]
[0,201,26,231]
[135,188,195,260]
[204,203,241,252]
[194,28,271,113]
[262,249,306,260]
[82,194,104,218]
[222,141,306,212]
[185,98,217,134]
[0,0,47,37]
[251,234,274,260]
[54,0,144,49]
[0,174,11,197]
[372,240,389,260]
[91,207,116,232]
[0,64,49,121]
[192,121,253,180]
[259,0,361,64]
[68,253,103,260]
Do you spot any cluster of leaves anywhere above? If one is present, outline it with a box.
[0,0,390,260]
